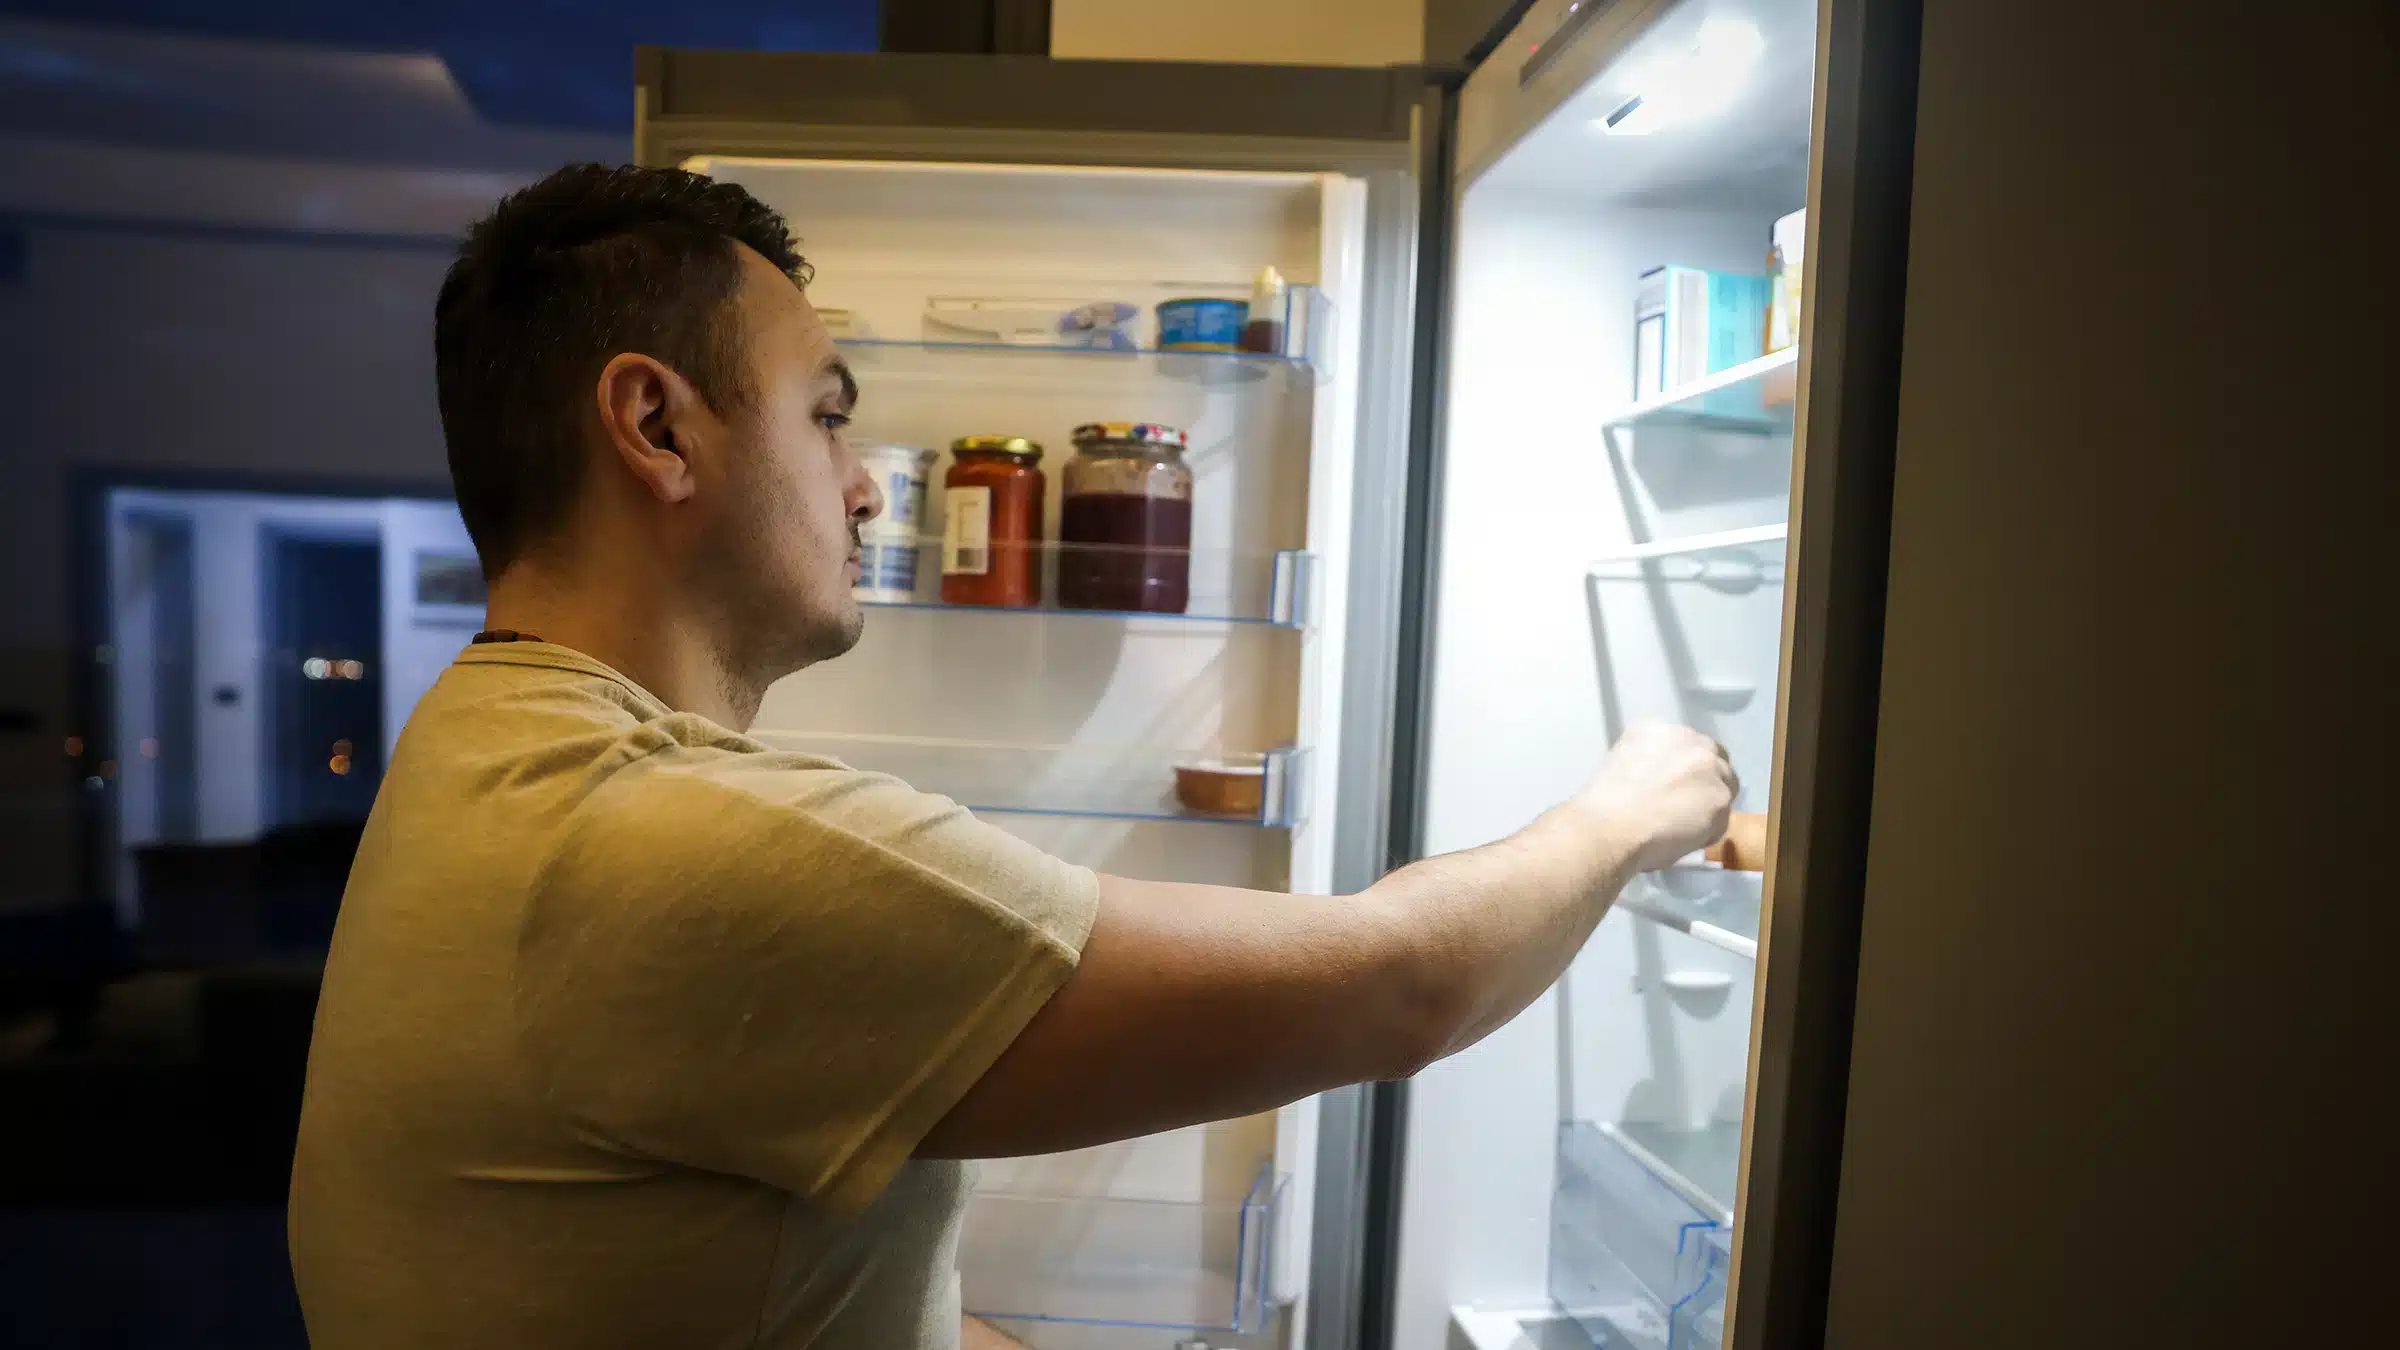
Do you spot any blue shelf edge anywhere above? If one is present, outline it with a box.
[860,597,1293,629]
[839,335,1312,369]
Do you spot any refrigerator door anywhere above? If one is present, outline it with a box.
[1386,1,1911,1347]
[631,50,1438,1350]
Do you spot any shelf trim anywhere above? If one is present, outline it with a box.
[1600,347,1799,430]
[744,733,1310,829]
[855,546,1316,630]
[1615,892,1759,961]
[859,597,1291,628]
[960,1164,1281,1333]
[1587,523,1790,568]
[835,336,1317,384]
[839,336,1309,367]
[1598,1121,1735,1227]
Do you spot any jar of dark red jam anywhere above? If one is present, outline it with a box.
[1058,422,1194,614]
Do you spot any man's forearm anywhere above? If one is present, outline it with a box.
[1360,799,1645,1064]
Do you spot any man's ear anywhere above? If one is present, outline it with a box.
[594,352,704,505]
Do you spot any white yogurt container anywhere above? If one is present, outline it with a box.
[855,442,936,603]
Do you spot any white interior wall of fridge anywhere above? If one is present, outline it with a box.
[1396,1,1816,1345]
[684,157,1370,1348]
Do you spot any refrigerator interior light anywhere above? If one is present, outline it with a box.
[1598,17,1766,136]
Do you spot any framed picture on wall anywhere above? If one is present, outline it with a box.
[412,551,487,626]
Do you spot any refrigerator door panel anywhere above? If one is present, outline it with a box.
[1390,0,1905,1346]
[1726,0,1918,1345]
[1314,73,1457,1350]
[631,52,1431,1349]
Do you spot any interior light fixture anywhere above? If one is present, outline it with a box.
[1599,16,1765,136]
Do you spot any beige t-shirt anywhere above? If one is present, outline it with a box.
[288,642,1099,1350]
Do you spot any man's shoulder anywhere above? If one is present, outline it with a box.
[548,739,1093,951]
[557,739,948,875]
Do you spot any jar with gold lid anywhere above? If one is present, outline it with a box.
[940,435,1045,608]
[1058,422,1193,614]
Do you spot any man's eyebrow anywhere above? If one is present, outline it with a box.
[821,357,858,412]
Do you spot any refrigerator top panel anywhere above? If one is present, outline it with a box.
[682,156,1331,296]
[1458,0,1816,213]
[637,48,1419,175]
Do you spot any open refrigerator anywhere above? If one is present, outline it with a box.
[634,0,1912,1346]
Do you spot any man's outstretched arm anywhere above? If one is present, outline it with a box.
[918,721,1736,1159]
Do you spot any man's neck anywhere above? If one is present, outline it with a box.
[482,562,764,729]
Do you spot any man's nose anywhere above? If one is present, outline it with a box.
[846,452,884,523]
[855,469,886,524]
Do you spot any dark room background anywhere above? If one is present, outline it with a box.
[0,3,877,1344]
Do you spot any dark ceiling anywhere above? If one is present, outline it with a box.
[0,0,879,131]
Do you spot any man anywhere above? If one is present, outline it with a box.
[288,164,1738,1350]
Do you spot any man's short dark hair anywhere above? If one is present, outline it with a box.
[434,163,810,576]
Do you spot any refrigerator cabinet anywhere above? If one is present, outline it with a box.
[632,47,1448,1350]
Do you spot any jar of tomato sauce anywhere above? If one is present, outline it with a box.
[940,436,1045,607]
[1059,422,1193,614]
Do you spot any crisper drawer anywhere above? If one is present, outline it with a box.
[957,1163,1281,1334]
[1549,1121,1731,1350]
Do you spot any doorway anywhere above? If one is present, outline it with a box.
[261,530,384,830]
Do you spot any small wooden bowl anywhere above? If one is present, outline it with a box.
[1173,760,1267,818]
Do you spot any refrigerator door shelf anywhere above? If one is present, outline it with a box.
[857,545,1316,629]
[960,1165,1283,1334]
[1601,347,1800,437]
[744,733,1312,829]
[1647,858,1760,905]
[1586,550,1785,590]
[1587,524,1789,572]
[1618,862,1763,961]
[1677,677,1757,712]
[1549,1120,1733,1350]
[1613,895,1758,962]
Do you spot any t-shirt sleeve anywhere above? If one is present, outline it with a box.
[512,753,1100,1213]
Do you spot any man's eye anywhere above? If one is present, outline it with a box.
[818,412,852,432]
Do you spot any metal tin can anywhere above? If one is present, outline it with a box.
[855,442,936,603]
[1156,297,1249,353]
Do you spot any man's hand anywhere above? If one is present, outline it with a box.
[1574,720,1739,873]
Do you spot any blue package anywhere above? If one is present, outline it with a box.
[1634,267,1769,399]
[1156,297,1248,352]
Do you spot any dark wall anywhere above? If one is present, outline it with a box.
[0,226,467,913]
[1824,1,2392,1346]
[0,1,878,131]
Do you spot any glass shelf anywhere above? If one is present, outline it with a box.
[1616,861,1763,960]
[1610,1120,1742,1223]
[1587,524,1789,595]
[857,545,1314,628]
[1603,347,1799,436]
[1550,1120,1733,1350]
[838,337,1316,390]
[959,1165,1282,1333]
[838,286,1336,388]
[743,733,1310,828]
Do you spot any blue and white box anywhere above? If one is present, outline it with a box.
[1634,265,1769,399]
